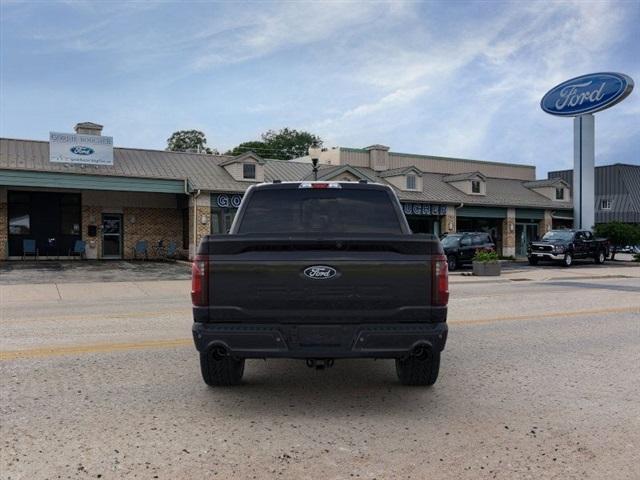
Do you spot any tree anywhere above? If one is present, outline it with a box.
[226,128,322,160]
[225,141,269,157]
[593,222,640,260]
[167,130,217,154]
[260,128,322,160]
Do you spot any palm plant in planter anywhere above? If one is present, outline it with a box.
[472,250,501,276]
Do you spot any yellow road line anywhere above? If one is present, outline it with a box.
[0,309,190,323]
[0,338,192,361]
[449,305,640,326]
[2,305,639,361]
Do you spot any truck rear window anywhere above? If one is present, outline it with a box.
[237,188,403,234]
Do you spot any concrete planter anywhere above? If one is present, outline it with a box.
[472,261,501,276]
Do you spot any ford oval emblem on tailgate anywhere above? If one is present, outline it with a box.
[303,265,337,279]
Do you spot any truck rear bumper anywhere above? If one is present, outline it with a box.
[192,322,448,359]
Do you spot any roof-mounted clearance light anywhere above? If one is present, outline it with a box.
[299,182,342,189]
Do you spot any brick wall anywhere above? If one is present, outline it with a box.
[440,205,457,234]
[188,205,211,259]
[539,210,553,237]
[123,207,182,260]
[501,208,516,257]
[81,205,103,259]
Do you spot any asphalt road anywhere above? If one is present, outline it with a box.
[1,273,639,479]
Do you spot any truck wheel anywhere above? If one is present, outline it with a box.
[595,251,606,264]
[200,350,245,386]
[562,253,573,267]
[447,256,457,271]
[528,256,538,266]
[395,350,440,386]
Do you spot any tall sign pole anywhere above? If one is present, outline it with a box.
[541,72,633,230]
[573,114,595,229]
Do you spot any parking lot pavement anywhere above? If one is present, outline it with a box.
[2,273,640,479]
[0,260,191,285]
[449,259,640,284]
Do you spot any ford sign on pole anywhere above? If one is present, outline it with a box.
[49,132,114,166]
[541,72,634,116]
[541,72,634,230]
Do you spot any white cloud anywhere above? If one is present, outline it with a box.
[190,1,409,71]
[309,0,636,174]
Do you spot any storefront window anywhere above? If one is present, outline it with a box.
[8,191,81,257]
[61,206,81,234]
[8,192,30,234]
[211,207,238,234]
[9,208,30,234]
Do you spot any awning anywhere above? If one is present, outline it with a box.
[0,169,186,194]
[457,206,507,218]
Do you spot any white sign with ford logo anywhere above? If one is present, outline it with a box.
[49,132,114,166]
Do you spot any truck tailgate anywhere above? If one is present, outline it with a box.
[201,236,440,323]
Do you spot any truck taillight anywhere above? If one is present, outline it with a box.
[298,182,342,189]
[432,255,449,306]
[191,255,209,306]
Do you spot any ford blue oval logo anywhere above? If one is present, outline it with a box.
[70,146,95,155]
[303,265,337,279]
[541,72,634,116]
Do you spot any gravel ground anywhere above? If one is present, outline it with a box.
[1,275,639,479]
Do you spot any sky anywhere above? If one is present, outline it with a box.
[1,0,638,177]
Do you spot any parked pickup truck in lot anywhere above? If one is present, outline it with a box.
[191,181,449,387]
[527,229,609,267]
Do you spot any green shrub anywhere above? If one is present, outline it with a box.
[594,222,640,260]
[473,250,499,262]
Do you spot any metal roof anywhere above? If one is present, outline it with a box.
[297,161,572,209]
[443,171,486,182]
[1,137,572,210]
[549,164,640,222]
[378,166,422,178]
[523,178,567,188]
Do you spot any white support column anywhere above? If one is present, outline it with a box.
[573,114,595,230]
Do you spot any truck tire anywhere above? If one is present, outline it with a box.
[395,350,440,386]
[447,256,457,271]
[562,253,573,267]
[595,250,606,264]
[528,256,539,266]
[200,351,245,386]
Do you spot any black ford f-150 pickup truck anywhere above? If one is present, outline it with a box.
[191,181,449,387]
[527,229,609,267]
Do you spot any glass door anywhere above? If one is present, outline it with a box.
[102,214,123,259]
[516,223,539,257]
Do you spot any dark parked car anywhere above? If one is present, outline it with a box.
[440,232,495,271]
[191,181,449,387]
[527,230,609,267]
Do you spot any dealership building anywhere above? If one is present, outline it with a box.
[1,122,578,261]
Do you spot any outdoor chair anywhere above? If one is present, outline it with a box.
[153,239,166,258]
[165,240,177,259]
[68,240,86,260]
[22,239,38,261]
[133,240,149,260]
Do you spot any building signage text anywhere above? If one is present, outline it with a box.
[541,72,634,116]
[402,203,447,216]
[49,132,114,166]
[215,194,243,208]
